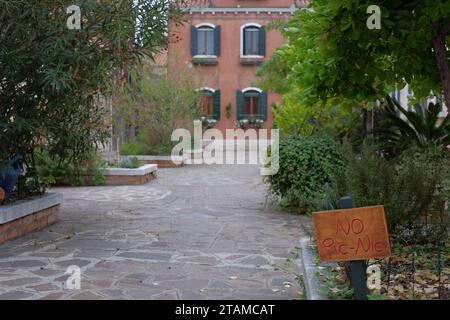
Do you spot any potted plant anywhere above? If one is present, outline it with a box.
[237,117,264,129]
[200,116,218,130]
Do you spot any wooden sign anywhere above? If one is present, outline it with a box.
[0,187,4,202]
[313,205,391,262]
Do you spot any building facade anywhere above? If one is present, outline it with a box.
[168,0,308,134]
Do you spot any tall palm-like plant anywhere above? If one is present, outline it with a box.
[375,95,450,154]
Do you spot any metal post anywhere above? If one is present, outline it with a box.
[340,196,369,300]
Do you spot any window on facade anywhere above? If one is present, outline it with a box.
[408,86,413,96]
[243,27,260,56]
[197,26,215,56]
[390,89,401,104]
[243,91,260,116]
[200,90,214,117]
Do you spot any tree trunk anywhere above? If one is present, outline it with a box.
[432,21,450,115]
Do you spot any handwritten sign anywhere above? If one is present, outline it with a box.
[313,205,391,262]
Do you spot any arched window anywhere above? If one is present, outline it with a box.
[243,90,261,116]
[236,88,268,121]
[241,23,266,57]
[191,23,221,57]
[197,25,214,56]
[200,88,214,117]
[244,27,260,56]
[197,88,221,120]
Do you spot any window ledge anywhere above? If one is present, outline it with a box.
[240,56,264,66]
[193,55,217,59]
[199,116,218,121]
[238,118,265,129]
[192,55,218,65]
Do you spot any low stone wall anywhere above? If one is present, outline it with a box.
[182,150,203,164]
[122,156,183,168]
[98,164,158,186]
[0,193,62,245]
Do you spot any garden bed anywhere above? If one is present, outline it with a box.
[95,164,158,186]
[300,227,449,300]
[0,192,62,244]
[121,155,183,168]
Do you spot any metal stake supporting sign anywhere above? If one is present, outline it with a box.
[339,196,369,300]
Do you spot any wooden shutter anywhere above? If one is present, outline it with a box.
[191,25,198,56]
[259,90,268,121]
[236,90,244,120]
[213,90,221,120]
[214,25,221,56]
[259,26,266,56]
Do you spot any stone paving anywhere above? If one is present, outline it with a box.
[0,164,307,300]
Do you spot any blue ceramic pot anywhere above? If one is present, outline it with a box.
[0,154,23,197]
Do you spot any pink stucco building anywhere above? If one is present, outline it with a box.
[168,0,309,134]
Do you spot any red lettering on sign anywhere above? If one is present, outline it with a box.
[335,218,351,235]
[338,244,349,255]
[351,218,364,234]
[336,218,365,236]
[355,236,371,254]
[374,242,385,253]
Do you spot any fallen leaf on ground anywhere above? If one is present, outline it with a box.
[394,285,404,292]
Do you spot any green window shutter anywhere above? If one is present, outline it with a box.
[214,25,221,56]
[191,25,198,56]
[259,26,266,56]
[236,90,244,120]
[259,90,268,121]
[213,90,221,120]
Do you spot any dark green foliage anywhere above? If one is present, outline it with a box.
[258,0,450,108]
[266,135,344,214]
[325,142,450,242]
[16,167,47,200]
[375,96,450,155]
[35,149,106,187]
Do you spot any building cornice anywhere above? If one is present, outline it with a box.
[186,6,298,15]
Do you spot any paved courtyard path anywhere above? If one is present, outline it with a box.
[0,165,307,300]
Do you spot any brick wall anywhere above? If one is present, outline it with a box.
[102,172,157,186]
[0,205,59,245]
[138,159,183,168]
[168,7,291,134]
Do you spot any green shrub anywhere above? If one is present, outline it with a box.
[325,142,450,242]
[266,135,344,214]
[35,149,106,186]
[120,138,149,156]
[120,131,177,156]
[374,96,450,156]
[91,171,106,186]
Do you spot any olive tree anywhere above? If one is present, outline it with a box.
[115,61,202,155]
[0,0,180,189]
